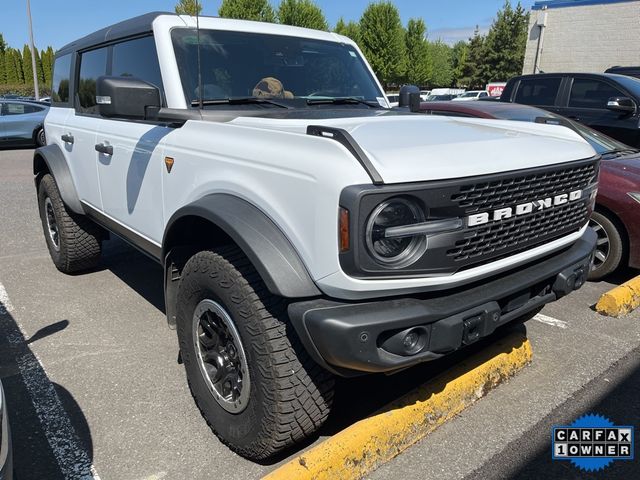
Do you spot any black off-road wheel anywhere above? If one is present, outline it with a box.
[176,246,334,460]
[37,174,103,273]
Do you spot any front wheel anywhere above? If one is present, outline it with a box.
[176,246,334,460]
[588,211,624,281]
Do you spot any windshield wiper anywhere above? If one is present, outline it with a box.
[606,147,640,155]
[306,97,382,108]
[191,96,291,109]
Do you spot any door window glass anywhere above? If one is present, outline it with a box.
[514,77,561,106]
[78,47,108,113]
[51,54,72,104]
[569,78,625,109]
[112,36,164,98]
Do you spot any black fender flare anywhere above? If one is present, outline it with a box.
[33,144,83,214]
[163,194,321,299]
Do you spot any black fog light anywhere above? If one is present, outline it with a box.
[381,326,429,356]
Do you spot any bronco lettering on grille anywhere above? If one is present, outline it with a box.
[466,190,583,227]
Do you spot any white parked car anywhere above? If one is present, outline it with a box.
[386,93,399,107]
[452,90,490,101]
[35,12,598,461]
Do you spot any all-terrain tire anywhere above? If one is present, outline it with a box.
[176,246,334,460]
[37,174,103,273]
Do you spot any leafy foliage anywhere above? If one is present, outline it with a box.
[278,0,328,31]
[359,2,406,89]
[483,1,529,82]
[218,0,276,23]
[334,18,361,45]
[174,0,203,16]
[404,18,431,86]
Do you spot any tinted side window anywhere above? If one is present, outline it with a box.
[514,77,561,106]
[51,54,72,104]
[78,47,108,114]
[3,103,39,115]
[112,36,164,96]
[569,78,625,109]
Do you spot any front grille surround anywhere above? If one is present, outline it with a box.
[339,156,599,279]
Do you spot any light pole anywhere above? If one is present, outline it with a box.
[26,0,40,100]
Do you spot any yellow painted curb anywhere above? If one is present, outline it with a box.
[596,274,640,317]
[263,332,532,480]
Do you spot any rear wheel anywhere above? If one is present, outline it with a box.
[35,127,46,147]
[176,246,334,460]
[589,211,624,280]
[37,174,103,273]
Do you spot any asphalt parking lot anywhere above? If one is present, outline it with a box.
[1,147,639,480]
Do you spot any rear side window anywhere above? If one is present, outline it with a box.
[51,54,72,104]
[1,103,41,115]
[77,47,108,114]
[569,78,625,109]
[514,77,561,106]
[112,36,164,95]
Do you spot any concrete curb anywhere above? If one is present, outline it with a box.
[596,275,640,317]
[263,332,532,480]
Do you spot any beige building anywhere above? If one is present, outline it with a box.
[523,0,640,74]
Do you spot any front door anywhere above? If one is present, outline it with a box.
[561,77,640,147]
[95,35,169,246]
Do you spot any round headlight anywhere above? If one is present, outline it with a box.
[365,197,426,267]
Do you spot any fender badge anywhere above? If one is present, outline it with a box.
[164,156,175,173]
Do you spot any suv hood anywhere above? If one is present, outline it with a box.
[230,114,596,184]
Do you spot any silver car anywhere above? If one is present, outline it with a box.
[0,380,12,480]
[0,99,49,147]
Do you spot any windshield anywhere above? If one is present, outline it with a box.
[567,119,637,154]
[171,29,384,107]
[460,92,477,98]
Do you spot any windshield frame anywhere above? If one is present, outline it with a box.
[170,27,387,110]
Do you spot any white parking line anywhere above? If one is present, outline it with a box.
[533,313,568,329]
[0,282,102,480]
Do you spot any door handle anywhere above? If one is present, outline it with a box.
[61,134,74,144]
[95,143,113,155]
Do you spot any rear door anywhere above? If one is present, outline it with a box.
[64,46,109,211]
[560,76,640,147]
[511,76,565,114]
[0,102,5,143]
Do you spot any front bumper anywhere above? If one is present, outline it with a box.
[289,228,596,376]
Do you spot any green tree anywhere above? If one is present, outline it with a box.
[0,34,6,52]
[0,51,5,84]
[460,27,487,88]
[426,40,453,87]
[334,18,360,44]
[41,46,54,85]
[174,0,203,16]
[7,49,24,84]
[483,1,529,81]
[451,40,468,86]
[278,0,328,30]
[22,45,34,85]
[404,18,430,86]
[218,0,275,22]
[359,2,406,89]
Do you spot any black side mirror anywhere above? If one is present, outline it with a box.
[399,85,421,112]
[606,96,636,114]
[96,76,161,119]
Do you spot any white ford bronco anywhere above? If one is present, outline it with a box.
[35,12,598,459]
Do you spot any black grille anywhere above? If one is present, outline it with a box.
[447,201,588,262]
[451,162,598,214]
